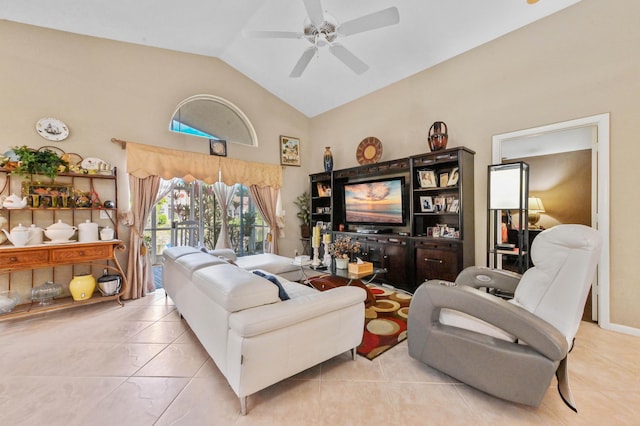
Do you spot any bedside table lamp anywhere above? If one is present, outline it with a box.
[528,197,545,229]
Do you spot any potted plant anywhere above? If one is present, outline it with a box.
[11,145,68,181]
[293,191,311,238]
[327,235,361,269]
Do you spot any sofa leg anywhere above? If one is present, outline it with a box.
[351,347,357,361]
[240,396,247,415]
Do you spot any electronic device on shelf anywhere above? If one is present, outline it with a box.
[496,243,516,250]
[343,176,407,227]
[356,228,392,234]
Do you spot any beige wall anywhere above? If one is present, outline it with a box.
[2,0,639,329]
[0,20,311,260]
[310,0,640,329]
[512,150,592,229]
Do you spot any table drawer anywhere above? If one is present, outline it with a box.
[52,245,112,263]
[0,250,50,269]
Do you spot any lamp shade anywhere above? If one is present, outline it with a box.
[528,197,545,212]
[488,162,528,209]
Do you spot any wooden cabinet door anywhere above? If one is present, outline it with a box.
[380,239,410,291]
[414,240,461,283]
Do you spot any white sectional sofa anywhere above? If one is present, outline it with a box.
[162,247,366,414]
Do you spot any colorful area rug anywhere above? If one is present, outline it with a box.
[357,284,412,360]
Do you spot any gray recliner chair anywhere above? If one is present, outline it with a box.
[407,224,602,411]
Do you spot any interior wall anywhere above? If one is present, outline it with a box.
[511,150,592,229]
[0,20,311,260]
[309,0,640,329]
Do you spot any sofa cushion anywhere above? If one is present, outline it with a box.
[253,270,290,301]
[163,246,201,261]
[192,263,280,312]
[201,247,238,262]
[175,252,228,278]
[235,253,299,275]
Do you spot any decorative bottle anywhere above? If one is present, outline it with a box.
[323,147,334,172]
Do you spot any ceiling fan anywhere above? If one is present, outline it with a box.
[245,0,400,78]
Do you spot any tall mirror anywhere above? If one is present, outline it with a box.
[169,94,258,147]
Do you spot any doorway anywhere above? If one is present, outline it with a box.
[492,113,610,327]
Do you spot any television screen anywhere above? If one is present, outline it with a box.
[343,177,406,226]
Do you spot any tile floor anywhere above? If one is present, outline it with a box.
[1,289,639,425]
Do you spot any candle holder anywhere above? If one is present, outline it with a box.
[323,241,332,267]
[311,246,321,267]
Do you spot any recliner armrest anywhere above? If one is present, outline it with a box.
[455,266,522,294]
[413,282,568,361]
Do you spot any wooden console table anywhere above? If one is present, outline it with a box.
[0,240,127,320]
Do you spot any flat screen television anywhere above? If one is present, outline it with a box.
[343,176,406,226]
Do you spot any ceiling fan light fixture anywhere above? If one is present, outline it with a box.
[247,0,400,77]
[303,15,338,46]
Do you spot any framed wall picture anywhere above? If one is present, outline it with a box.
[419,196,434,212]
[209,139,227,156]
[418,170,437,188]
[280,135,301,166]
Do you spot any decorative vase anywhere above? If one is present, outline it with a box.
[69,274,96,301]
[428,121,448,151]
[323,147,334,172]
[335,257,349,270]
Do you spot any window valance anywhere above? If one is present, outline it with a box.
[124,141,282,188]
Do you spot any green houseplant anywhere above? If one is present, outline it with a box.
[294,191,311,238]
[12,146,68,181]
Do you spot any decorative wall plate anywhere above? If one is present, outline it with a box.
[35,118,69,141]
[81,157,106,170]
[356,137,382,165]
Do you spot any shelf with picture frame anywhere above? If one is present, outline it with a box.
[411,147,475,283]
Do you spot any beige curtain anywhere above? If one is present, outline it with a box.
[249,185,282,254]
[123,175,162,299]
[213,182,238,249]
[126,141,282,188]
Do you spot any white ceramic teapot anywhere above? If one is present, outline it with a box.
[2,193,27,209]
[2,224,30,246]
[44,220,77,243]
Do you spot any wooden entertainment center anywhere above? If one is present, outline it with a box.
[310,146,475,293]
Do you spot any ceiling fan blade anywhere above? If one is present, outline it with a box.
[302,0,325,26]
[329,44,369,75]
[290,46,317,78]
[338,7,400,37]
[244,30,302,39]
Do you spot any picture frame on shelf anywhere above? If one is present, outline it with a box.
[280,135,301,166]
[316,182,331,197]
[434,196,446,212]
[449,199,460,213]
[447,167,459,186]
[439,172,449,187]
[419,196,434,212]
[22,182,73,208]
[418,170,437,188]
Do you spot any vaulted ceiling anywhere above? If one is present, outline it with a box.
[0,0,582,117]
